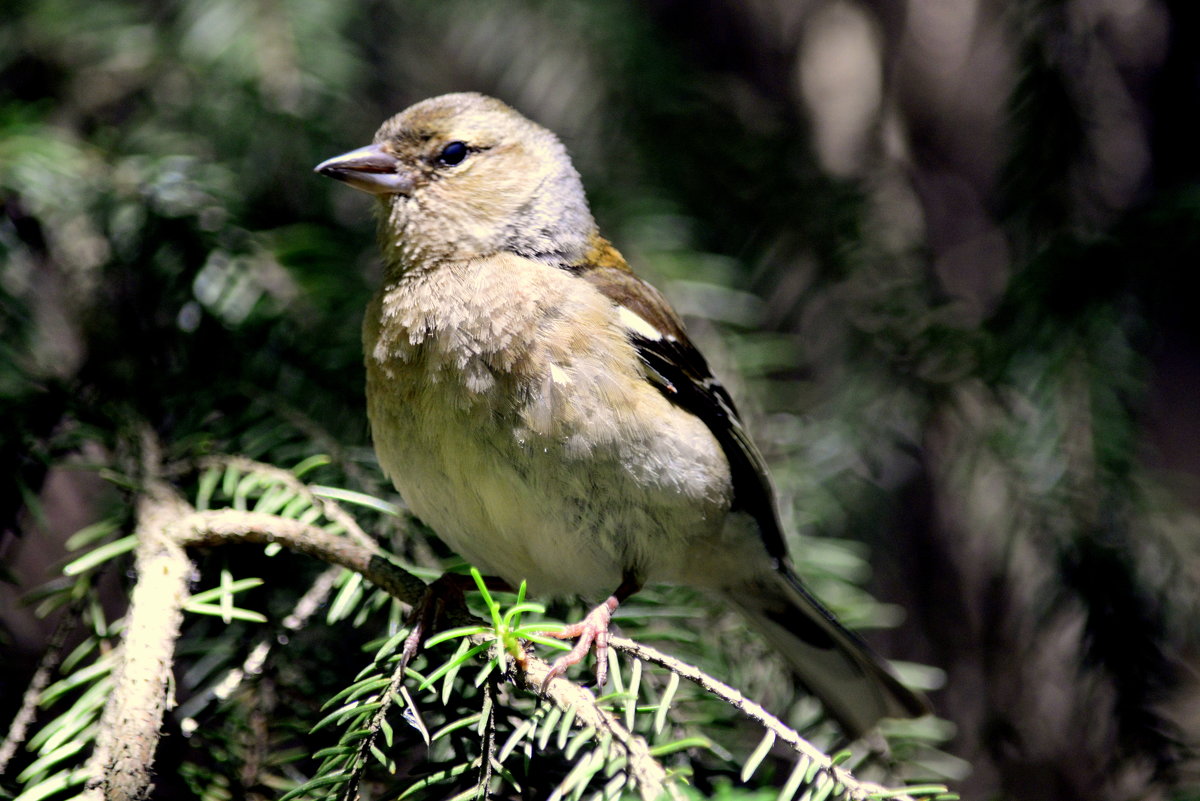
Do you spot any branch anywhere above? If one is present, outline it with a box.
[197,455,382,551]
[83,486,193,801]
[0,612,75,773]
[177,510,672,800]
[513,647,678,801]
[86,499,928,801]
[82,504,427,801]
[175,509,428,606]
[611,636,931,801]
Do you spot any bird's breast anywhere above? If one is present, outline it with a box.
[363,253,734,597]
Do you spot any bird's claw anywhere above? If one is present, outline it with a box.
[540,597,619,693]
[399,576,463,672]
[400,573,511,671]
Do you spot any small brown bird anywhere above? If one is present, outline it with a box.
[316,92,927,738]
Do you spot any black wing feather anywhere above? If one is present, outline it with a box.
[565,240,787,565]
[631,334,788,565]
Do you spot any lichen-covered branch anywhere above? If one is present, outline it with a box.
[85,500,674,801]
[513,646,678,801]
[177,509,673,800]
[83,481,928,801]
[173,508,428,606]
[83,487,193,801]
[80,491,432,801]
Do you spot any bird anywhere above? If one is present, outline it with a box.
[315,92,928,738]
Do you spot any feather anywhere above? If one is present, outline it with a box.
[565,235,787,563]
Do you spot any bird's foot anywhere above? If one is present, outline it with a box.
[400,573,511,671]
[541,595,620,692]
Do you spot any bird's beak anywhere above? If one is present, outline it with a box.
[314,144,414,196]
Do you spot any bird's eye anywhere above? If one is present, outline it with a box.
[438,141,469,166]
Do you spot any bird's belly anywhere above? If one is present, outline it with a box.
[363,257,736,598]
[367,375,731,599]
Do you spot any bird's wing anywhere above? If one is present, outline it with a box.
[565,238,787,564]
[566,238,930,736]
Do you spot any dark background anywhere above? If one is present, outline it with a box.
[3,1,1199,799]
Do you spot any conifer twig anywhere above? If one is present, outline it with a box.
[611,636,938,801]
[0,612,75,773]
[175,509,674,800]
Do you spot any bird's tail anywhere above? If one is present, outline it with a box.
[719,567,929,739]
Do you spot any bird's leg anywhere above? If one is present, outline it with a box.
[399,572,513,671]
[542,574,641,691]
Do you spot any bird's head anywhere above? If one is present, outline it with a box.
[316,92,596,272]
